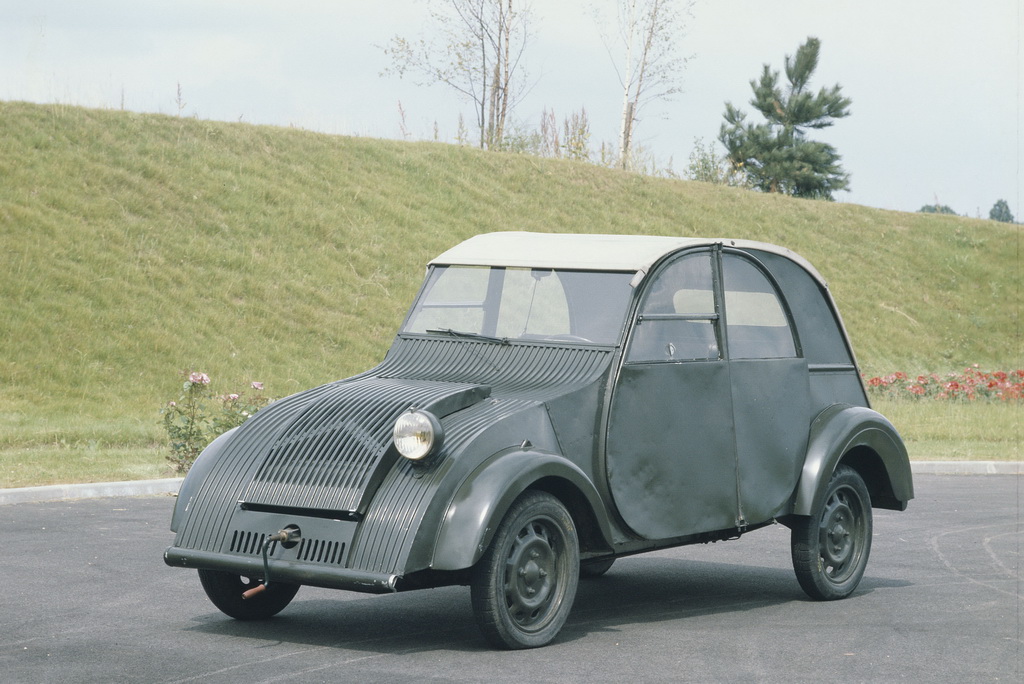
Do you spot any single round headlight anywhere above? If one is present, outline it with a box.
[393,409,443,461]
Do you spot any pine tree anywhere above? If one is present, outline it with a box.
[719,37,851,200]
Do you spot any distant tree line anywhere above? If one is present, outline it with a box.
[918,199,1016,223]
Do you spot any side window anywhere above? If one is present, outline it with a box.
[722,255,797,359]
[626,252,720,362]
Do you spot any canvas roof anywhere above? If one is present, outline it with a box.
[429,232,826,286]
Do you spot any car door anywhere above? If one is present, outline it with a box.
[721,251,810,525]
[605,249,741,540]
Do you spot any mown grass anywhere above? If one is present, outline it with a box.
[0,447,166,488]
[0,102,1020,486]
[873,399,1021,462]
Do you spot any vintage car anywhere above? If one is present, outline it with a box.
[165,232,913,649]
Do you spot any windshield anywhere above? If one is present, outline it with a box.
[402,266,634,345]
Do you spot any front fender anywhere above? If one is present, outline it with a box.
[429,448,612,571]
[169,427,238,533]
[792,404,914,516]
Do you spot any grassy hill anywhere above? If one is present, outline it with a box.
[1,101,1020,485]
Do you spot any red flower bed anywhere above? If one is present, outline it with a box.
[864,366,1024,402]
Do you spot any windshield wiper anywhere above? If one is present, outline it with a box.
[426,328,510,345]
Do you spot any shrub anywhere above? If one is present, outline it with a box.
[160,371,271,474]
[685,137,748,186]
[918,204,958,215]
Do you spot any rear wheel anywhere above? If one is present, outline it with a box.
[470,490,580,649]
[198,569,299,620]
[791,465,872,600]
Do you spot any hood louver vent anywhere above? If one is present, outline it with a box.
[239,378,487,513]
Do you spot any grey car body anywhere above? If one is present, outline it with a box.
[165,232,913,649]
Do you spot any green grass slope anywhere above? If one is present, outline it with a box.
[1,102,1020,483]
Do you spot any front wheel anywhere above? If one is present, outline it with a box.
[470,490,580,649]
[790,464,873,600]
[198,569,300,620]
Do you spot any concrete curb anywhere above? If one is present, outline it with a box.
[0,477,183,505]
[910,461,1022,475]
[0,463,1019,505]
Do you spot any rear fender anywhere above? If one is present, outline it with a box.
[430,448,613,571]
[792,404,914,516]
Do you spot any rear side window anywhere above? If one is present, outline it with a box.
[749,250,854,367]
[722,255,797,359]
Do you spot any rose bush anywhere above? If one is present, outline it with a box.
[161,372,272,473]
[864,366,1024,402]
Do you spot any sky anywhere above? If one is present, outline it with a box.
[3,0,1021,217]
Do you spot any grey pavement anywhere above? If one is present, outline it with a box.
[0,474,1020,682]
[0,461,1019,505]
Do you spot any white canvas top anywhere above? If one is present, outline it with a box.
[430,232,826,285]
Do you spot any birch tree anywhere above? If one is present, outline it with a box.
[382,0,532,150]
[605,0,692,170]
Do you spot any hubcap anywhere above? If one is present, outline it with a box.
[818,488,862,582]
[504,520,559,629]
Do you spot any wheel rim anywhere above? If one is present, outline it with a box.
[817,485,866,583]
[239,576,263,591]
[503,519,563,632]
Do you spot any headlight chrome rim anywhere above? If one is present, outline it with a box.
[393,409,444,462]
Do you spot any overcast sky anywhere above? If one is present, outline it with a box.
[3,0,1021,217]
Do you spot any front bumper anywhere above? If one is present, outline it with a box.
[163,546,400,594]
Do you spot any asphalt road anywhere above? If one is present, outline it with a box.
[1,474,1020,683]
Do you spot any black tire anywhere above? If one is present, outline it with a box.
[580,557,615,578]
[470,490,580,649]
[791,464,873,600]
[198,569,300,620]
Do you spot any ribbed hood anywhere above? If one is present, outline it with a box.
[236,377,490,514]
